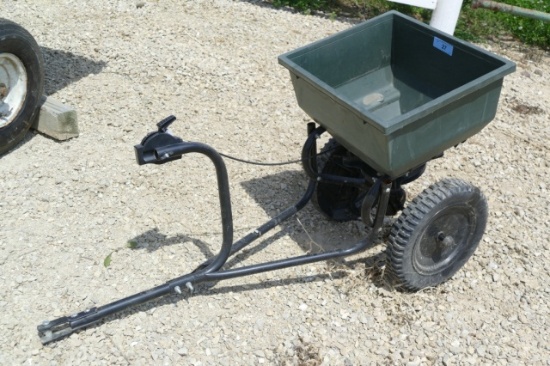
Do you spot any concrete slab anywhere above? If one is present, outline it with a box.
[32,96,78,140]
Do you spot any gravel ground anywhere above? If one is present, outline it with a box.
[1,0,549,364]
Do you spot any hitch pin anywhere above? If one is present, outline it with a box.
[185,282,194,293]
[174,282,194,295]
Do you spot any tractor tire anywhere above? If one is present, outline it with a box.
[0,18,44,155]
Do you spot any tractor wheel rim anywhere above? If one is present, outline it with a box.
[0,53,28,128]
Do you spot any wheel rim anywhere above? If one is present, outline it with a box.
[0,53,28,128]
[412,205,476,276]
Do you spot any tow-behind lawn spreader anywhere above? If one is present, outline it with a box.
[38,11,515,344]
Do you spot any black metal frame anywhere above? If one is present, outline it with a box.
[37,117,392,344]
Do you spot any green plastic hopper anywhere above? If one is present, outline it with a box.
[279,11,516,178]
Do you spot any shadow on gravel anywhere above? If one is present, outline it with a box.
[125,170,389,287]
[0,131,36,158]
[123,168,389,265]
[237,0,295,14]
[128,228,216,259]
[73,171,391,342]
[237,0,359,22]
[240,170,364,252]
[41,47,107,95]
[75,268,352,341]
[69,249,389,343]
[90,170,391,338]
[239,170,391,285]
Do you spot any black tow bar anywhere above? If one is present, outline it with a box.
[37,116,391,344]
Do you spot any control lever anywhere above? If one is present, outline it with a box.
[134,115,183,165]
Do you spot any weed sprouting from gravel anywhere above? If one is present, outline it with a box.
[103,240,139,267]
[296,217,325,254]
[103,252,113,267]
[325,252,393,295]
[324,259,364,294]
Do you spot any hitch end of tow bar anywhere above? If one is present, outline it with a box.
[38,307,98,345]
[134,115,184,165]
[37,318,73,345]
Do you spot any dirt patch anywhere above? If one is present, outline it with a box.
[511,100,545,115]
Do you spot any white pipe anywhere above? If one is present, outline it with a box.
[429,0,464,35]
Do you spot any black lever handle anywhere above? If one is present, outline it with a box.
[134,115,183,165]
[156,115,176,132]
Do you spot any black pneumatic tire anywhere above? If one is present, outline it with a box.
[386,178,488,291]
[0,19,44,155]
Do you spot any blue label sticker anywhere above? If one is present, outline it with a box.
[433,37,454,56]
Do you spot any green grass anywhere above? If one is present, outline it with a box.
[270,0,550,49]
[496,0,550,47]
